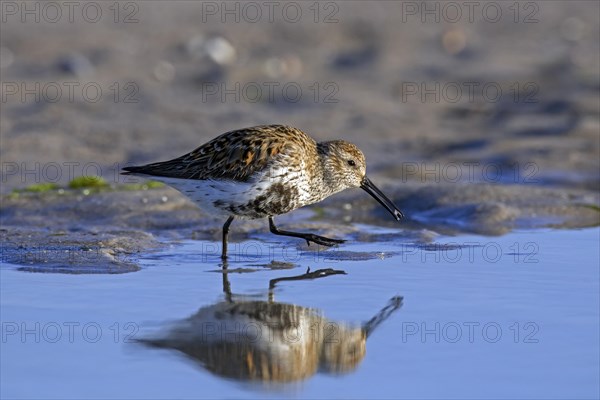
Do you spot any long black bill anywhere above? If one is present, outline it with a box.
[363,296,403,338]
[360,176,404,221]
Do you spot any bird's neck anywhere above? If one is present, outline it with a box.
[311,143,345,201]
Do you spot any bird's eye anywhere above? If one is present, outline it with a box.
[347,159,356,167]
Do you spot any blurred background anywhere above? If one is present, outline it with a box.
[1,1,599,233]
[2,1,598,181]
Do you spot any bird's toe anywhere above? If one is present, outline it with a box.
[309,235,345,247]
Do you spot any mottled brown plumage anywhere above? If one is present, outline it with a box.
[123,124,403,260]
[125,125,310,182]
[138,271,403,384]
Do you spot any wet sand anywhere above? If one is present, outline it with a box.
[1,180,597,271]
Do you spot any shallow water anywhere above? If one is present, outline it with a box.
[1,227,599,399]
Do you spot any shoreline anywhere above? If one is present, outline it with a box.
[2,181,598,272]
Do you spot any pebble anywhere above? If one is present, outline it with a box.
[153,60,176,82]
[184,35,236,67]
[205,37,236,65]
[442,29,467,55]
[264,55,303,79]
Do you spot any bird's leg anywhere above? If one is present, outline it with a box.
[222,271,233,302]
[268,217,345,247]
[221,216,235,261]
[268,267,347,290]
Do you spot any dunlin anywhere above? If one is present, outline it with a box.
[122,125,403,259]
[139,269,403,383]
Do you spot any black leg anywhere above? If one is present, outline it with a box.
[269,267,347,290]
[221,216,235,261]
[222,271,232,302]
[268,217,345,247]
[268,267,347,301]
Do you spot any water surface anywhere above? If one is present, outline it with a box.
[1,228,599,399]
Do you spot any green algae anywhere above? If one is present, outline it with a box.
[68,176,109,189]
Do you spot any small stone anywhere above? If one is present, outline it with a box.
[442,29,467,55]
[205,37,236,65]
[153,60,176,82]
[264,57,286,79]
[264,55,303,79]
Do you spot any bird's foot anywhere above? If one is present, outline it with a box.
[303,234,346,247]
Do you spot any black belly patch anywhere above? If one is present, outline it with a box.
[211,183,300,218]
[248,183,299,217]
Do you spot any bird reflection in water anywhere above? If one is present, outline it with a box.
[138,267,403,384]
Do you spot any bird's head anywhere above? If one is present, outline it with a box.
[318,141,404,222]
[321,141,367,189]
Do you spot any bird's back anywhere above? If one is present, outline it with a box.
[122,125,316,182]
